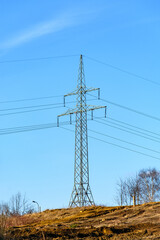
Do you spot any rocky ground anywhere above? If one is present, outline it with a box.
[3,202,160,239]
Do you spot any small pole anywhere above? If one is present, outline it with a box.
[98,88,100,100]
[32,201,41,212]
[133,195,136,207]
[57,117,59,127]
[64,96,66,107]
[70,114,72,124]
[91,110,93,120]
[105,106,107,118]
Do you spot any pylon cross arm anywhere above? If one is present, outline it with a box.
[64,90,77,98]
[86,105,106,111]
[58,105,106,118]
[58,108,77,117]
[64,88,99,96]
[64,90,78,107]
[85,87,100,99]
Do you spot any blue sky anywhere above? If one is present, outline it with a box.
[0,0,160,210]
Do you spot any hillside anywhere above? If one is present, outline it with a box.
[4,202,160,239]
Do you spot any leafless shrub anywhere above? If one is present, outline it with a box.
[9,192,35,216]
[138,168,160,202]
[115,168,160,206]
[0,213,7,237]
[115,178,129,206]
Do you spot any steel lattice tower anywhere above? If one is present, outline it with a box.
[58,55,106,207]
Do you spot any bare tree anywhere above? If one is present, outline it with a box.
[126,175,141,205]
[138,168,160,203]
[115,178,130,206]
[0,203,10,239]
[115,178,124,206]
[0,203,10,216]
[0,193,35,239]
[115,168,160,206]
[0,213,7,238]
[9,192,35,216]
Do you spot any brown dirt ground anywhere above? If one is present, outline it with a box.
[5,202,160,239]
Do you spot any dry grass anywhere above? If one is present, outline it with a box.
[4,202,160,239]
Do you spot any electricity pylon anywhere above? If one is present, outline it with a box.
[58,55,106,207]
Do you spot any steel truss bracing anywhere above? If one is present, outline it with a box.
[58,55,106,207]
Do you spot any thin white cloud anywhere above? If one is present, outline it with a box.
[1,14,74,49]
[0,6,103,50]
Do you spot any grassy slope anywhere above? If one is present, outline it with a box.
[6,202,160,239]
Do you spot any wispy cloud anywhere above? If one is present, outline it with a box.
[0,13,76,49]
[0,6,103,51]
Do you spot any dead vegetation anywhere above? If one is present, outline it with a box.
[2,202,160,239]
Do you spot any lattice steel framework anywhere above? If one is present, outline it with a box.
[58,55,106,207]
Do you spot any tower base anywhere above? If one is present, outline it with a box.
[69,184,95,207]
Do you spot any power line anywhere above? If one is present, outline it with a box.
[84,55,160,87]
[89,136,160,161]
[60,126,160,161]
[0,102,63,112]
[1,92,159,123]
[88,93,160,122]
[0,54,79,64]
[1,117,159,160]
[0,99,96,112]
[0,121,71,135]
[0,113,159,160]
[89,128,160,154]
[0,106,64,117]
[0,95,63,104]
[100,118,160,141]
[95,118,160,143]
[0,123,57,134]
[107,116,160,138]
[0,116,104,135]
[65,105,160,142]
[3,93,157,142]
[101,98,160,122]
[1,54,158,88]
[0,99,96,117]
[94,119,160,144]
